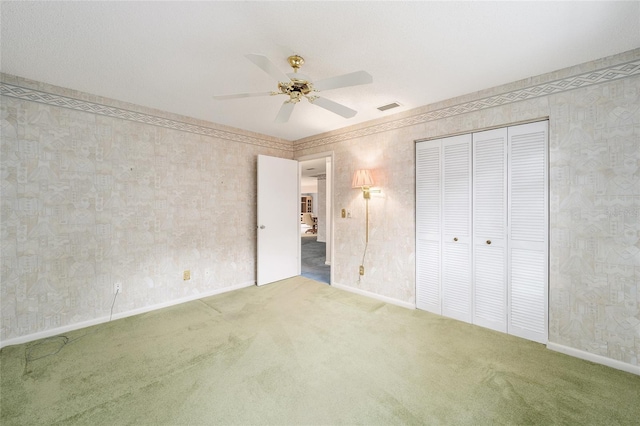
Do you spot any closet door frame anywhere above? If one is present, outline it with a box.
[415,120,549,345]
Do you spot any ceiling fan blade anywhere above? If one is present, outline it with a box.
[275,101,296,123]
[313,70,373,91]
[213,91,273,100]
[245,54,290,83]
[310,97,357,119]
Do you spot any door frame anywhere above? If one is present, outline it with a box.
[296,151,335,285]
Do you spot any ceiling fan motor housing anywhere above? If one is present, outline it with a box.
[278,79,313,102]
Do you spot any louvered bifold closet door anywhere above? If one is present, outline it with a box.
[441,135,473,323]
[508,121,548,344]
[416,141,442,314]
[472,128,508,332]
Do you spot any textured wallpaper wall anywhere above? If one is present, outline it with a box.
[1,50,639,370]
[549,84,639,365]
[295,49,640,368]
[0,75,292,342]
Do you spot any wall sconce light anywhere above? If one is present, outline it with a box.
[352,169,380,243]
[352,169,375,199]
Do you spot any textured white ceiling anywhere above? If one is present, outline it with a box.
[2,1,638,141]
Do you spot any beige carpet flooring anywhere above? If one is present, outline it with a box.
[1,276,639,425]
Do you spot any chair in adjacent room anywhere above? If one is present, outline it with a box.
[301,213,316,234]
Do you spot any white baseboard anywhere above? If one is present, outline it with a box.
[547,342,640,376]
[0,281,255,349]
[332,282,415,310]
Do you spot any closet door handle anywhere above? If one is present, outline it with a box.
[486,240,491,245]
[453,237,458,242]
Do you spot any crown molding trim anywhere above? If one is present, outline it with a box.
[3,56,639,154]
[0,80,293,153]
[294,58,640,151]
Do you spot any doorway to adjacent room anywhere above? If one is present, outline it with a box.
[299,153,333,284]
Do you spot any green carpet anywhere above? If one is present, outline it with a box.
[1,277,638,425]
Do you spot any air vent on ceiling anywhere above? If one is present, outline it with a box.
[377,102,402,112]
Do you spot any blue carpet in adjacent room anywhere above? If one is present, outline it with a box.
[301,235,330,284]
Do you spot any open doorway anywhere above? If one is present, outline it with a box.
[298,153,333,284]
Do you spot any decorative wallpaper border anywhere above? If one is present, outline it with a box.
[295,58,640,151]
[0,82,294,153]
[2,57,639,152]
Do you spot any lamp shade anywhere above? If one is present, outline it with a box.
[352,169,374,188]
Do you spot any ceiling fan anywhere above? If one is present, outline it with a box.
[213,54,373,123]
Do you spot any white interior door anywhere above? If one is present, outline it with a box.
[508,121,548,343]
[416,123,547,345]
[441,134,472,323]
[257,155,300,286]
[473,128,508,332]
[416,140,442,314]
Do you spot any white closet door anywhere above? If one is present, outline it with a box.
[416,141,442,314]
[441,135,472,323]
[508,121,548,344]
[472,128,508,332]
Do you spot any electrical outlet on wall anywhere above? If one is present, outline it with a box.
[114,282,122,294]
[183,270,190,280]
